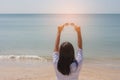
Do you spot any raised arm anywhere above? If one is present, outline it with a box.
[71,23,82,49]
[54,25,64,52]
[54,23,69,52]
[76,26,82,49]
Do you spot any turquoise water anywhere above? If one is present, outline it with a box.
[0,14,120,58]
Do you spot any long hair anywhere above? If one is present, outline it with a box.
[57,42,77,75]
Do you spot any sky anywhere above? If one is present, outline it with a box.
[0,0,120,14]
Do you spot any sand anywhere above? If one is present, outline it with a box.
[0,59,120,80]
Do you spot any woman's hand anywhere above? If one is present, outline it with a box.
[64,23,69,26]
[58,26,64,34]
[70,23,76,26]
[74,26,80,33]
[58,23,69,33]
[70,23,81,32]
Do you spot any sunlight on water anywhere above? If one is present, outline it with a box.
[0,14,120,58]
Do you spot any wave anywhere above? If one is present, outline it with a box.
[0,55,50,62]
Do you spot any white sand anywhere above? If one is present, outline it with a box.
[0,59,119,80]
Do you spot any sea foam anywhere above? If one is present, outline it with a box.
[0,55,48,62]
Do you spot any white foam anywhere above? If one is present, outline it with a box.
[0,55,48,62]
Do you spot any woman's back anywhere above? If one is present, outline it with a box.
[53,48,83,80]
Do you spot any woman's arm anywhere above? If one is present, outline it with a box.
[71,23,82,49]
[54,26,64,52]
[76,26,82,49]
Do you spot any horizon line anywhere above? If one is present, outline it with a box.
[0,13,120,15]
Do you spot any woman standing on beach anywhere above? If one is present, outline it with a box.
[53,23,83,80]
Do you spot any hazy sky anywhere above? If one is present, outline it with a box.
[0,0,120,14]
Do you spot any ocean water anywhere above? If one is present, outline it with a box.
[0,14,120,59]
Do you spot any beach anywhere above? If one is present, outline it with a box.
[0,58,119,80]
[0,0,120,79]
[0,14,120,80]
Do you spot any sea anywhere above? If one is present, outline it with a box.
[0,14,120,60]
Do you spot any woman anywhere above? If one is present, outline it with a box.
[53,23,83,80]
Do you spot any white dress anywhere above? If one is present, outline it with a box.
[53,48,83,80]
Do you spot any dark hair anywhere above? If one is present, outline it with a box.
[57,42,78,75]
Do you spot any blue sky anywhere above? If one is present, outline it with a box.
[0,0,120,14]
